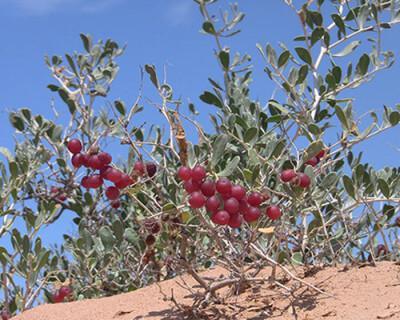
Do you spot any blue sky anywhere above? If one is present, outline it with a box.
[1,0,400,245]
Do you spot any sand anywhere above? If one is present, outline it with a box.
[12,262,400,320]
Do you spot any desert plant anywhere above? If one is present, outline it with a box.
[1,0,400,317]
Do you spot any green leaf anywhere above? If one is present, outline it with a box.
[389,111,400,126]
[99,226,115,251]
[124,228,139,244]
[356,54,370,76]
[144,64,159,89]
[9,113,25,131]
[377,179,390,198]
[200,91,223,108]
[295,47,312,65]
[202,21,216,34]
[335,105,349,130]
[321,172,338,189]
[218,156,240,177]
[211,134,228,167]
[278,50,290,68]
[296,65,309,84]
[268,100,289,115]
[383,204,395,220]
[65,54,78,76]
[58,89,76,114]
[331,14,346,35]
[311,27,324,46]
[291,252,303,265]
[219,50,230,70]
[114,100,126,116]
[244,127,258,143]
[332,41,361,57]
[343,175,356,199]
[112,220,124,242]
[47,84,59,92]
[80,33,92,52]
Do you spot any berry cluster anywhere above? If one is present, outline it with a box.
[280,168,312,188]
[177,165,282,228]
[52,285,72,303]
[67,138,135,208]
[50,186,67,202]
[143,218,161,246]
[304,149,326,167]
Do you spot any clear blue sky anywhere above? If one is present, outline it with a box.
[1,0,400,244]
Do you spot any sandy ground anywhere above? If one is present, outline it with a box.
[12,262,400,320]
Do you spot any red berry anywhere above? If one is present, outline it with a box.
[87,155,104,170]
[191,165,206,182]
[228,213,242,228]
[247,192,263,207]
[52,292,64,303]
[243,206,261,222]
[134,161,145,175]
[145,234,156,246]
[111,200,121,209]
[211,210,230,225]
[216,178,232,194]
[239,198,249,213]
[224,197,240,214]
[81,153,90,167]
[150,222,161,234]
[188,191,206,208]
[98,152,112,165]
[184,180,201,193]
[105,186,120,200]
[201,179,216,197]
[87,174,103,188]
[50,186,59,194]
[1,310,10,320]
[305,156,319,167]
[58,286,72,298]
[57,193,67,202]
[297,173,311,188]
[71,153,84,168]
[81,176,91,189]
[67,139,82,154]
[316,149,326,159]
[115,174,134,189]
[100,166,112,179]
[145,162,157,177]
[280,169,297,183]
[206,196,221,213]
[266,205,281,220]
[177,166,192,181]
[107,168,123,184]
[231,185,246,200]
[376,244,388,256]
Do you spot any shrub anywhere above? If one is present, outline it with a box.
[1,0,400,316]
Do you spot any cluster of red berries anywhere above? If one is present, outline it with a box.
[50,186,67,202]
[280,150,326,188]
[67,139,157,208]
[52,285,72,303]
[304,149,326,167]
[143,218,161,246]
[280,169,311,188]
[177,165,282,228]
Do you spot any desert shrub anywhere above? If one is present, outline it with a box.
[1,0,400,317]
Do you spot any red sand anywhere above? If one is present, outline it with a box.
[12,262,400,320]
